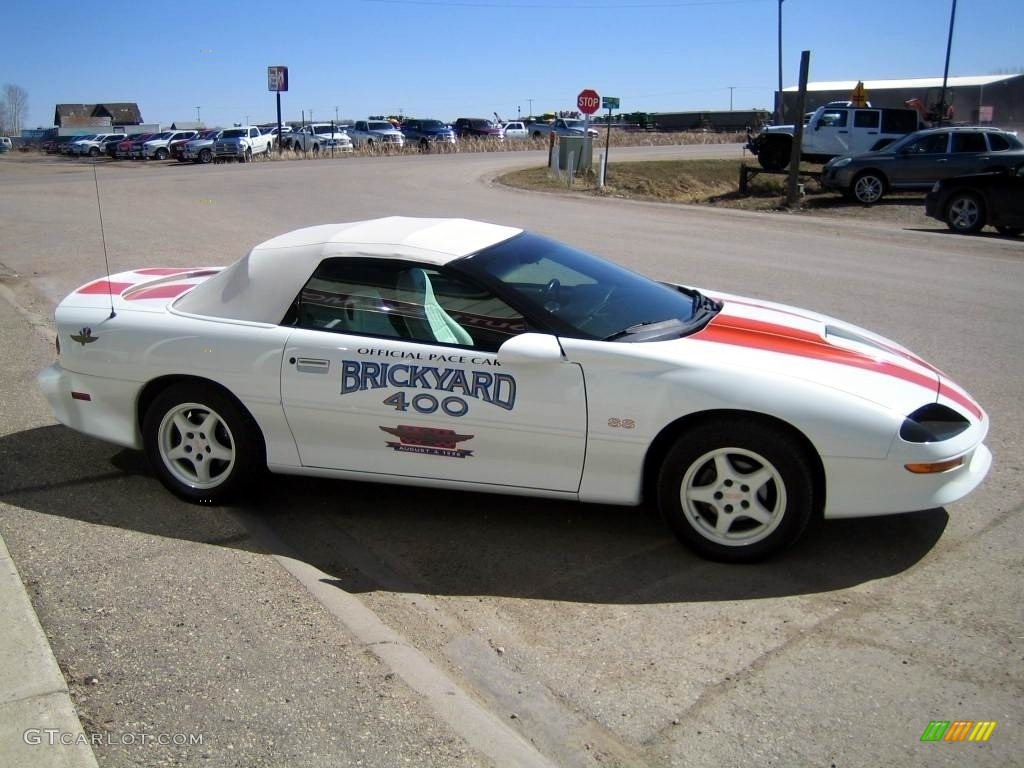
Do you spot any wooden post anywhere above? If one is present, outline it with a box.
[786,50,810,208]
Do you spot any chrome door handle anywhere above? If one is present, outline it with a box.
[295,358,330,374]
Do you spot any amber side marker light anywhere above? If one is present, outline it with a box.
[905,457,963,474]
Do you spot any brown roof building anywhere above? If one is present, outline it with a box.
[53,103,144,128]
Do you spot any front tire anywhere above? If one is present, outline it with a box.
[852,172,885,204]
[657,420,814,562]
[199,148,212,164]
[156,147,169,160]
[143,383,263,504]
[945,192,985,234]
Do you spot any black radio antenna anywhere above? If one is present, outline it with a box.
[92,161,116,319]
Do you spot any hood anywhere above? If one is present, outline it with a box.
[685,291,982,422]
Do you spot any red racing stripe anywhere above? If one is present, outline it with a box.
[694,315,940,398]
[722,298,943,374]
[77,280,134,295]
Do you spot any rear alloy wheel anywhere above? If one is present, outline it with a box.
[945,192,985,234]
[994,225,1022,236]
[199,148,212,164]
[89,147,100,157]
[852,172,885,204]
[657,420,814,562]
[143,383,263,504]
[156,147,169,160]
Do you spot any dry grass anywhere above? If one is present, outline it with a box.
[263,130,745,162]
[500,159,812,210]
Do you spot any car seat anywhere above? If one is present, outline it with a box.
[396,268,473,345]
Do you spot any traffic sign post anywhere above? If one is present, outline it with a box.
[577,88,600,175]
[600,96,618,186]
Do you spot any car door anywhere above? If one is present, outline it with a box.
[889,132,950,188]
[279,257,588,492]
[946,131,990,179]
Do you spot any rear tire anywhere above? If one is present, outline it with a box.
[756,137,789,172]
[156,147,169,160]
[657,419,814,562]
[143,383,264,505]
[945,192,985,234]
[199,148,212,164]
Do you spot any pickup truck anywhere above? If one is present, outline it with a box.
[290,123,353,154]
[347,120,406,149]
[746,103,922,171]
[213,126,274,162]
[526,118,599,139]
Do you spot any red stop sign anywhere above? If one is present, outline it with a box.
[577,89,600,115]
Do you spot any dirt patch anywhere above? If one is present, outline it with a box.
[499,159,935,228]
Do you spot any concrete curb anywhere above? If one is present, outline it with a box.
[0,534,99,768]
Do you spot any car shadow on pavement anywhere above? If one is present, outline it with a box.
[1,426,948,605]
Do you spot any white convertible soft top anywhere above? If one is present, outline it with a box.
[172,217,522,323]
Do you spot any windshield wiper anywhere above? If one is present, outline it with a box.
[603,318,683,341]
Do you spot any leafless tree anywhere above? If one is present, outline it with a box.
[2,84,29,135]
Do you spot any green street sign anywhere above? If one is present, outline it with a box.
[602,96,620,109]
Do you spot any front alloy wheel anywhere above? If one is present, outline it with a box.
[852,172,885,204]
[658,420,814,562]
[945,192,985,234]
[143,383,263,504]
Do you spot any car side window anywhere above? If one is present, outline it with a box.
[986,133,1011,152]
[289,258,525,352]
[905,134,948,154]
[951,132,987,153]
[853,111,880,128]
[818,110,848,128]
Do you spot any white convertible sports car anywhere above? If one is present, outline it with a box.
[38,217,991,561]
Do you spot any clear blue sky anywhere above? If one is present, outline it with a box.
[3,0,1020,129]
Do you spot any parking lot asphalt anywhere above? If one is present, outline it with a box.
[0,148,1021,766]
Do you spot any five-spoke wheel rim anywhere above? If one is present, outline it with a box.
[854,175,883,204]
[158,402,236,489]
[680,447,787,547]
[948,196,981,231]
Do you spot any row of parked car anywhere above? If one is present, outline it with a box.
[41,115,602,163]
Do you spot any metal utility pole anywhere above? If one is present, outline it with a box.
[777,0,784,124]
[528,99,533,118]
[937,0,957,127]
[729,87,735,110]
[195,106,201,124]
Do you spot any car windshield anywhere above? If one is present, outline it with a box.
[457,232,717,341]
[152,132,172,140]
[563,120,584,128]
[368,121,393,131]
[314,125,336,134]
[222,129,246,138]
[420,120,446,130]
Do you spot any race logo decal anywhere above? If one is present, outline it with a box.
[71,327,98,345]
[379,425,474,458]
[342,360,517,412]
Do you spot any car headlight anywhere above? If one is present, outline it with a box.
[899,403,970,443]
[830,157,853,169]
